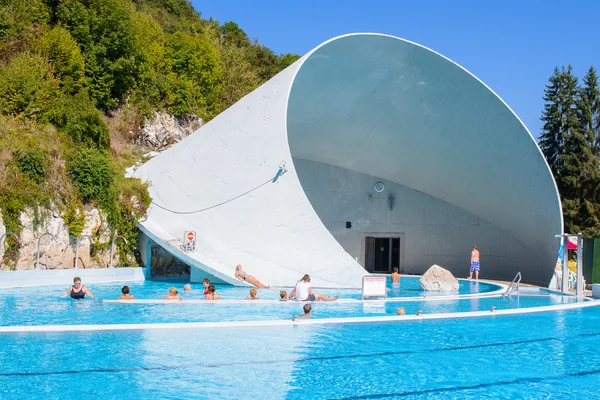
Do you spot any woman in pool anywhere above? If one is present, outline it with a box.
[164,287,182,300]
[119,286,135,300]
[205,284,221,300]
[289,274,338,302]
[235,264,269,288]
[244,288,259,300]
[61,277,94,299]
[202,277,210,294]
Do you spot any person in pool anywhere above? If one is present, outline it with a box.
[280,290,289,301]
[289,274,338,302]
[202,278,210,294]
[119,286,135,300]
[61,277,94,299]
[245,288,259,300]
[300,304,312,318]
[391,267,401,285]
[183,284,192,293]
[234,264,269,288]
[164,287,182,300]
[205,284,220,300]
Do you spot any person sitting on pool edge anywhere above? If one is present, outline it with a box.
[61,277,94,299]
[289,274,338,301]
[245,288,259,300]
[119,286,135,300]
[280,290,289,301]
[202,278,210,294]
[205,284,220,300]
[164,287,182,301]
[235,264,269,288]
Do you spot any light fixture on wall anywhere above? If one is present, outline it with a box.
[388,195,395,211]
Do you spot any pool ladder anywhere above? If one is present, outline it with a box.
[503,272,521,298]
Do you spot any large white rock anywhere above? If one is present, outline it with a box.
[419,264,459,292]
[137,112,203,151]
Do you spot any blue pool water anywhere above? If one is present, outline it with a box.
[0,277,509,326]
[1,307,600,398]
[1,277,598,399]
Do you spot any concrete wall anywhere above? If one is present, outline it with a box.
[295,158,538,281]
[0,267,145,289]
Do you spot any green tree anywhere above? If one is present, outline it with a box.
[60,91,110,148]
[67,148,114,202]
[0,53,62,123]
[32,26,85,94]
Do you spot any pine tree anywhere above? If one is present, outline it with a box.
[539,68,563,176]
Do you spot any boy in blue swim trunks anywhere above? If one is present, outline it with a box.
[468,246,480,280]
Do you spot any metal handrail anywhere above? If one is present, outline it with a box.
[35,232,57,269]
[109,234,128,268]
[74,235,93,269]
[503,271,522,298]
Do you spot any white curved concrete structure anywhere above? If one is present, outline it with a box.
[134,33,562,287]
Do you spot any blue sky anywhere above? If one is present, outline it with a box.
[193,0,600,138]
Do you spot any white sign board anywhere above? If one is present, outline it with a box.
[362,276,387,299]
[182,231,196,251]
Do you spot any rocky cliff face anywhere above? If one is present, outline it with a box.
[135,112,203,151]
[0,206,121,271]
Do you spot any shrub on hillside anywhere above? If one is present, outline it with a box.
[13,149,47,184]
[60,91,110,148]
[67,148,113,202]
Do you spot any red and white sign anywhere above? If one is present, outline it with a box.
[187,231,195,242]
[362,276,387,299]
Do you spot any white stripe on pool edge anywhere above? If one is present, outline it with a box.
[2,299,598,333]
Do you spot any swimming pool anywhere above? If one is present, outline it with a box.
[0,277,598,399]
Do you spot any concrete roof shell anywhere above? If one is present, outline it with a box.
[134,33,562,287]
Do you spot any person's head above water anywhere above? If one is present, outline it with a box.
[183,284,192,292]
[393,267,398,273]
[202,277,210,286]
[121,286,130,295]
[249,288,257,298]
[396,307,405,316]
[303,304,312,314]
[280,290,288,299]
[207,284,216,294]
[169,287,178,296]
[73,277,81,285]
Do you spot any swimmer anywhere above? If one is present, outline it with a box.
[280,290,289,301]
[119,285,135,300]
[396,307,406,316]
[289,274,338,301]
[61,277,94,299]
[245,288,259,300]
[164,287,182,300]
[300,303,312,318]
[205,284,220,300]
[202,278,210,294]
[183,284,192,293]
[235,264,269,288]
[391,267,401,284]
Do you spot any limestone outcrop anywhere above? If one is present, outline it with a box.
[419,264,459,292]
[136,112,203,151]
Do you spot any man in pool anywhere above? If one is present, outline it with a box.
[61,277,94,299]
[299,304,312,318]
[396,307,405,316]
[119,286,135,300]
[468,246,480,280]
[245,288,259,300]
[391,267,401,285]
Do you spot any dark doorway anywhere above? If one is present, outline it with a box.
[364,236,401,273]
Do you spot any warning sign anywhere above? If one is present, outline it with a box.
[182,231,196,252]
[362,276,387,299]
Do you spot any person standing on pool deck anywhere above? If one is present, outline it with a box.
[235,264,270,288]
[61,277,94,299]
[468,246,480,280]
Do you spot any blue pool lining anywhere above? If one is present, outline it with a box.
[1,298,597,333]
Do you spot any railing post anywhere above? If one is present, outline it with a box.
[576,233,584,296]
[562,235,570,294]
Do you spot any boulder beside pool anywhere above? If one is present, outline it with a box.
[419,265,459,292]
